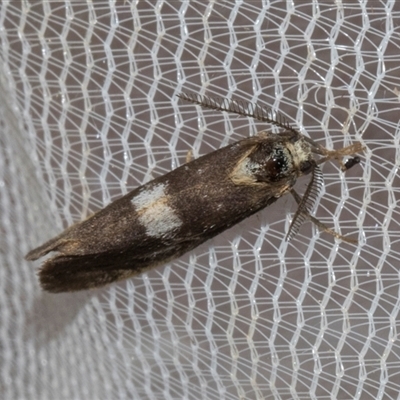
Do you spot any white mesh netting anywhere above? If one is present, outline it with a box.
[1,1,399,399]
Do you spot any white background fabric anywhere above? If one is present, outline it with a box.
[1,1,399,399]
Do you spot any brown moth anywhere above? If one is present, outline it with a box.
[26,93,364,292]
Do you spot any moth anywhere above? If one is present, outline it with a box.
[26,93,364,292]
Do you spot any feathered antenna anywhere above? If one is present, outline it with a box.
[286,164,323,241]
[177,93,298,134]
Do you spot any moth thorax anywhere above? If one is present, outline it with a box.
[247,144,294,183]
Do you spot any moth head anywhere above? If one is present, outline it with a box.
[230,132,317,187]
[250,134,317,182]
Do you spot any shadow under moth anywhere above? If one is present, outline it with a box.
[26,93,365,293]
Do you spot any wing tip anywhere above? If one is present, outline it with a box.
[37,254,135,293]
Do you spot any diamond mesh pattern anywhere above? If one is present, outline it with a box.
[1,1,399,399]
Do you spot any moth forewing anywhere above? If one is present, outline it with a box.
[26,95,364,292]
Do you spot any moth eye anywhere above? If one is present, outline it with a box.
[300,160,313,174]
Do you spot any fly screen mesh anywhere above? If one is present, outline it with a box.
[1,1,399,399]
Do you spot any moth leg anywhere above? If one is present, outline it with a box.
[290,189,358,244]
[315,142,365,168]
[341,156,361,172]
[186,149,194,163]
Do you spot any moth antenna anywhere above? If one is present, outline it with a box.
[289,189,358,244]
[177,93,298,134]
[286,164,323,241]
